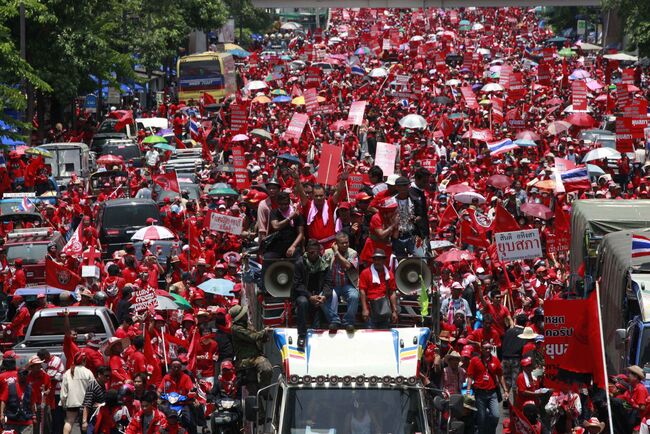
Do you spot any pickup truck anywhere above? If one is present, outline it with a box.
[12,306,118,369]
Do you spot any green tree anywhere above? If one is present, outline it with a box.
[605,0,650,56]
[225,0,274,46]
[0,1,51,140]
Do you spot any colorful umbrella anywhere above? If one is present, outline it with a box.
[435,248,475,263]
[153,143,176,152]
[445,183,475,194]
[252,95,271,104]
[355,47,372,55]
[369,67,389,78]
[547,121,572,135]
[520,203,553,220]
[487,175,513,190]
[198,278,235,296]
[582,147,621,162]
[208,187,239,196]
[277,153,301,164]
[142,135,168,144]
[250,128,272,140]
[131,225,176,241]
[155,295,181,311]
[454,191,486,204]
[96,154,124,165]
[399,114,428,129]
[516,130,541,141]
[514,139,537,147]
[245,80,268,91]
[270,89,287,95]
[272,95,292,103]
[232,134,249,142]
[565,113,596,128]
[25,147,53,158]
[169,293,191,310]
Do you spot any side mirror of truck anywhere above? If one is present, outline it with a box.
[244,396,258,422]
[615,328,627,348]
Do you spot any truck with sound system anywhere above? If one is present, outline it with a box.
[243,327,462,434]
[595,228,650,386]
[569,200,650,293]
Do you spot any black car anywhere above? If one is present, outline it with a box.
[90,119,128,154]
[97,198,161,256]
[100,140,143,167]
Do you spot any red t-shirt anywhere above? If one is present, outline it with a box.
[482,300,511,336]
[468,327,502,348]
[303,198,336,243]
[128,351,147,376]
[467,355,503,391]
[0,379,35,425]
[158,373,194,395]
[515,371,540,409]
[358,266,396,301]
[27,370,52,405]
[624,382,649,409]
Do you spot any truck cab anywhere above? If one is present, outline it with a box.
[246,327,432,434]
[621,274,650,389]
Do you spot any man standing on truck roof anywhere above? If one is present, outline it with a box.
[358,248,398,329]
[322,231,360,333]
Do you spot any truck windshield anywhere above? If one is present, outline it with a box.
[282,387,425,434]
[7,243,48,265]
[30,315,107,336]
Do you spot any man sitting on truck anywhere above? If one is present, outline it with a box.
[292,239,334,347]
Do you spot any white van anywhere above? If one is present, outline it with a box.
[39,142,94,186]
[135,117,169,133]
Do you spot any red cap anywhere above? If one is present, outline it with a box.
[2,350,17,359]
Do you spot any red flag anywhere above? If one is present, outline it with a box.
[174,136,187,150]
[554,205,570,235]
[202,92,217,105]
[460,219,490,248]
[62,223,84,257]
[561,57,569,89]
[435,114,453,137]
[186,328,199,374]
[45,258,82,291]
[492,204,520,233]
[439,204,459,228]
[199,134,213,163]
[187,219,202,261]
[63,333,80,369]
[114,110,134,132]
[546,292,606,389]
[153,171,180,193]
[144,326,162,386]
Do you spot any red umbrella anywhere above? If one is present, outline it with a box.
[445,183,475,194]
[435,248,475,264]
[547,120,572,136]
[487,175,513,190]
[565,113,596,128]
[544,97,563,106]
[96,154,124,166]
[516,130,540,141]
[520,203,553,220]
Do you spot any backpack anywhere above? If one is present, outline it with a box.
[5,380,34,422]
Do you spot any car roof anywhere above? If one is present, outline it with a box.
[102,198,157,207]
[6,230,61,244]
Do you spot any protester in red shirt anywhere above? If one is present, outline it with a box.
[358,249,398,328]
[157,359,194,396]
[466,343,508,434]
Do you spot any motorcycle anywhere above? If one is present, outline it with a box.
[210,396,242,434]
[160,392,193,434]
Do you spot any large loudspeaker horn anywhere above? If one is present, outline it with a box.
[395,258,432,295]
[264,261,294,298]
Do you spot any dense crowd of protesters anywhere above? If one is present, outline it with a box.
[0,5,649,434]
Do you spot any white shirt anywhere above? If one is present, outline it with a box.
[145,149,160,166]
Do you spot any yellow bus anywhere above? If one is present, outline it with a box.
[176,51,237,103]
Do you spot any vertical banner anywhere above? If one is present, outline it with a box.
[374,142,398,176]
[538,63,552,86]
[305,66,322,88]
[617,85,630,108]
[283,113,309,141]
[460,86,479,110]
[303,88,319,115]
[231,146,250,189]
[230,104,248,132]
[347,100,367,126]
[491,98,504,124]
[571,80,588,111]
[499,64,513,87]
[347,173,365,196]
[316,143,343,186]
[621,68,635,85]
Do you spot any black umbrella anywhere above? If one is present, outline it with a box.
[432,96,453,105]
[277,153,301,164]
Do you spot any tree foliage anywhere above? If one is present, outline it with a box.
[605,0,650,56]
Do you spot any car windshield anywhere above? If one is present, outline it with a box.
[282,387,425,434]
[103,204,159,228]
[7,243,48,265]
[180,60,221,77]
[98,120,120,133]
[30,315,107,336]
[102,144,141,160]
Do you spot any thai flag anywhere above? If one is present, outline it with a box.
[189,119,201,140]
[487,139,518,156]
[19,197,34,212]
[560,167,591,191]
[632,235,650,259]
[351,65,366,76]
